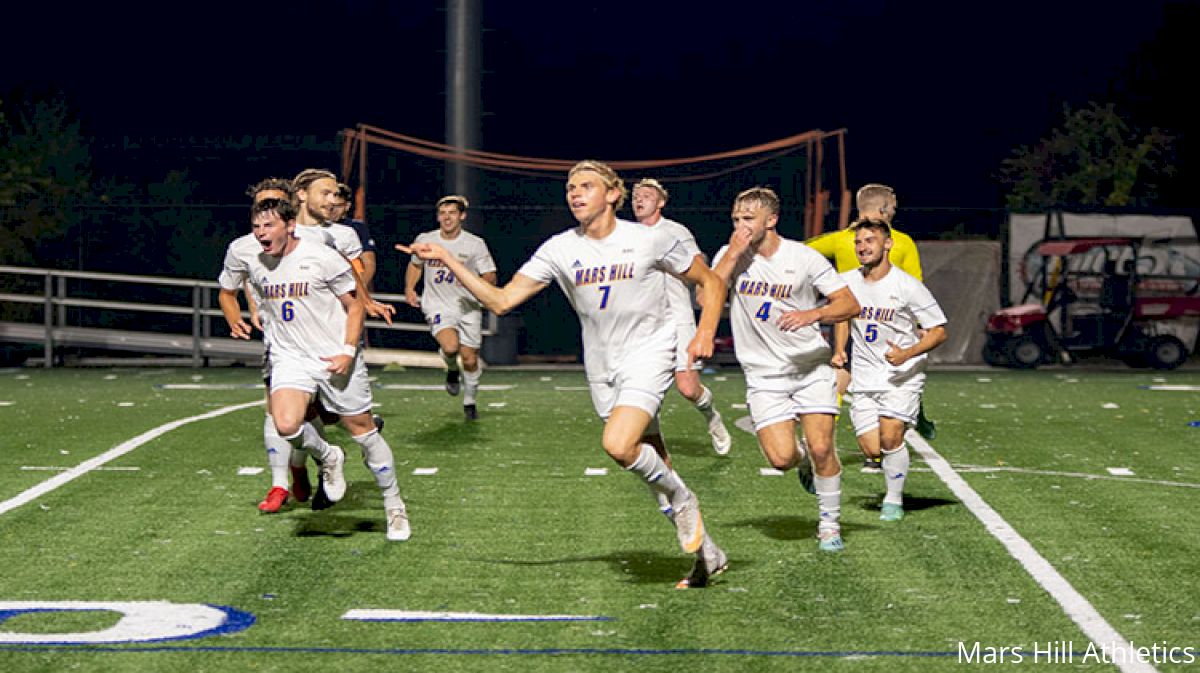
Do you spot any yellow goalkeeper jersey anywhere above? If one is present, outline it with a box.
[805,226,923,281]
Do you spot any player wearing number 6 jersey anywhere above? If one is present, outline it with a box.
[404,195,497,420]
[403,161,729,589]
[833,219,946,522]
[219,198,411,541]
[711,187,860,552]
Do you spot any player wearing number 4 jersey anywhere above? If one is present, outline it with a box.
[404,195,497,420]
[219,198,411,541]
[403,161,729,589]
[833,219,946,522]
[711,187,861,552]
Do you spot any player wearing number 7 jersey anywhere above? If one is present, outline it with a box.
[403,161,730,589]
[404,195,498,420]
[711,187,860,552]
[832,219,946,522]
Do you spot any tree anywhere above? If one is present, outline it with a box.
[0,93,92,266]
[998,102,1173,211]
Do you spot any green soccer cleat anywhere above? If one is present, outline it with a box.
[880,503,905,522]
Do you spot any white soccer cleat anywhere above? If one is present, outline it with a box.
[708,412,732,456]
[386,507,412,541]
[320,445,347,503]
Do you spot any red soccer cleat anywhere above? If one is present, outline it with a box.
[290,466,312,503]
[258,486,289,513]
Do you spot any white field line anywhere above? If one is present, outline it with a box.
[0,400,263,517]
[907,431,1156,673]
[924,464,1200,490]
[342,609,609,622]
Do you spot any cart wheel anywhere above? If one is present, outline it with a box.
[1144,335,1188,370]
[1005,334,1045,369]
[982,343,1008,367]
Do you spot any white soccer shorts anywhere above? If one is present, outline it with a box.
[746,364,839,432]
[268,353,374,417]
[849,388,921,436]
[425,306,483,349]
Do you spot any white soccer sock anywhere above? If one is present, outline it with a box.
[263,414,290,489]
[354,429,403,511]
[693,386,716,421]
[627,443,689,507]
[881,443,910,506]
[441,350,460,371]
[813,472,843,534]
[282,422,335,463]
[462,367,481,405]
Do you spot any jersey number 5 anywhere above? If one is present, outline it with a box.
[864,323,879,342]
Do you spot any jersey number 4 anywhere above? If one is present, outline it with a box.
[755,302,771,322]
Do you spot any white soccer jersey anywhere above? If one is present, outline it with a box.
[219,233,274,345]
[518,218,696,383]
[411,229,497,315]
[840,266,947,392]
[641,217,702,327]
[713,237,847,386]
[218,238,356,365]
[294,222,363,261]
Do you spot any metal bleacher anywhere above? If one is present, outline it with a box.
[0,265,491,368]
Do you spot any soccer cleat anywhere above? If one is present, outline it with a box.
[386,507,412,541]
[319,445,347,503]
[675,544,728,589]
[817,529,845,552]
[373,414,385,433]
[464,403,478,421]
[257,486,289,513]
[796,456,816,495]
[310,481,334,511]
[861,457,882,474]
[880,503,905,522]
[290,465,311,503]
[916,412,937,440]
[708,412,732,456]
[445,370,461,396]
[671,492,705,554]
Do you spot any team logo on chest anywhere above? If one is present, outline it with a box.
[736,278,792,299]
[574,261,636,287]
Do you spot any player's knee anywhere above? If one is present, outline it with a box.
[273,416,303,439]
[600,434,638,466]
[460,351,479,370]
[675,376,701,401]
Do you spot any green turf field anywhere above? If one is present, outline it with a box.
[0,365,1197,672]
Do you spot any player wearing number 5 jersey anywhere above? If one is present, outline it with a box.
[833,219,946,522]
[403,161,730,589]
[711,187,860,553]
[404,195,498,420]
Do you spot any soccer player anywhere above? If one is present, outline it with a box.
[806,183,936,472]
[219,198,411,541]
[832,219,947,521]
[222,178,317,513]
[403,195,497,420]
[331,182,378,288]
[711,187,861,552]
[630,178,733,455]
[292,168,395,325]
[402,161,728,588]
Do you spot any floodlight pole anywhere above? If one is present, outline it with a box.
[445,0,482,227]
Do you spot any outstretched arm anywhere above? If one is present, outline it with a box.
[399,243,546,315]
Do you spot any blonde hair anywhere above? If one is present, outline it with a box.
[292,168,338,193]
[855,183,897,219]
[632,177,669,204]
[436,194,470,212]
[568,160,627,211]
[732,186,781,216]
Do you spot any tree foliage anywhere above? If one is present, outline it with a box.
[0,94,92,266]
[998,102,1173,211]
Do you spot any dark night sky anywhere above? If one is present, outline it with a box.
[2,0,1194,208]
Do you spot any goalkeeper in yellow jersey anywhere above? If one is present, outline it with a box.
[806,184,937,463]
